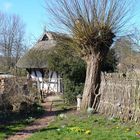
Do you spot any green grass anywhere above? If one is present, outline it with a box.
[0,122,26,140]
[0,115,38,140]
[28,113,140,140]
[0,104,45,140]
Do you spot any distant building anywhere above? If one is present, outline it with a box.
[16,32,64,94]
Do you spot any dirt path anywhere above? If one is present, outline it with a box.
[6,100,56,140]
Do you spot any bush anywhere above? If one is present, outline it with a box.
[19,101,29,114]
[0,103,13,112]
[0,77,42,114]
[19,102,45,116]
[63,78,84,104]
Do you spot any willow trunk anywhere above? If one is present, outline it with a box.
[81,54,102,111]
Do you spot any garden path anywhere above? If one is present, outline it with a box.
[6,97,58,140]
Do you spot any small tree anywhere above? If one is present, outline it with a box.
[45,0,130,110]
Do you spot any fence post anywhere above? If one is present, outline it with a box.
[77,94,82,111]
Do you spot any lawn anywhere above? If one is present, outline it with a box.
[28,112,140,140]
[0,115,38,140]
[0,122,26,139]
[0,104,45,140]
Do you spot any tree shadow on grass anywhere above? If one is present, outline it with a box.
[0,122,27,139]
[45,108,73,116]
[0,109,45,139]
[15,127,59,135]
[0,105,74,139]
[0,112,42,125]
[38,127,59,133]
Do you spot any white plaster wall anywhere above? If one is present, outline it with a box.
[42,71,62,93]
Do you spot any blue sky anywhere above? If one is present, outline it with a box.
[0,0,47,40]
[0,0,140,40]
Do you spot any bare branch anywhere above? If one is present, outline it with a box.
[0,12,26,70]
[45,0,131,57]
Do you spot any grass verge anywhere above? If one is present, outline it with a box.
[28,112,140,140]
[0,104,45,140]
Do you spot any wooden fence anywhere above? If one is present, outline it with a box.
[97,73,140,122]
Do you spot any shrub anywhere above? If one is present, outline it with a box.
[63,78,84,104]
[19,102,44,116]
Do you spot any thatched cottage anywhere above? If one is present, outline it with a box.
[16,32,64,94]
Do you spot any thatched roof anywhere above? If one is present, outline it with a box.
[16,32,63,68]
